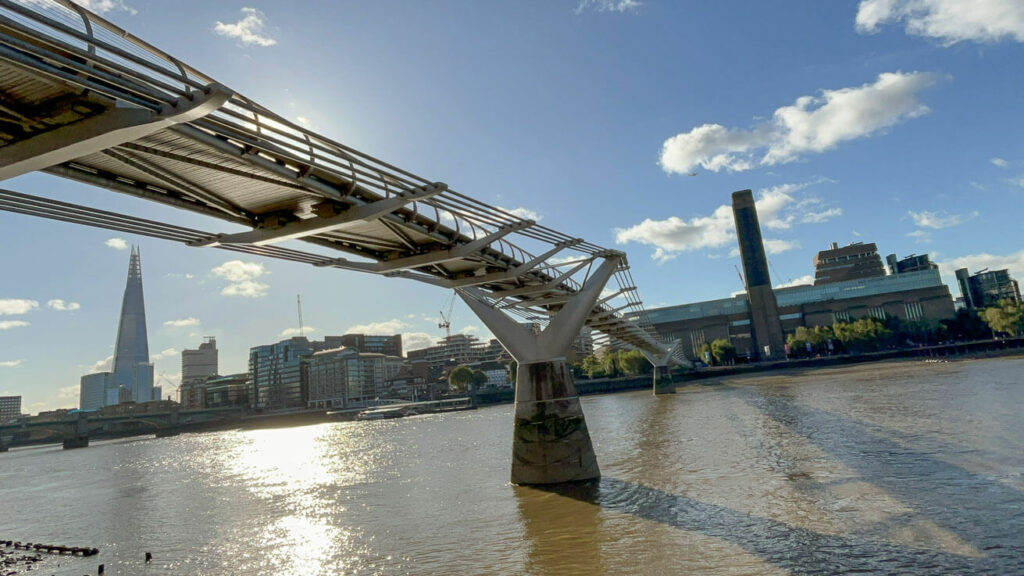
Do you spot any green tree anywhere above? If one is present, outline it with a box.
[600,350,621,378]
[710,339,736,365]
[448,365,474,392]
[617,349,650,376]
[471,369,489,388]
[580,355,605,378]
[981,300,1024,336]
[700,338,736,365]
[832,317,892,353]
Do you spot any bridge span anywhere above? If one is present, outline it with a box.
[0,0,687,483]
[0,406,242,450]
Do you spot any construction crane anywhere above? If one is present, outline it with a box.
[297,294,305,337]
[734,264,746,289]
[439,292,455,340]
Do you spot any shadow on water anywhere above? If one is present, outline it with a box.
[525,476,1017,575]
[727,387,1024,556]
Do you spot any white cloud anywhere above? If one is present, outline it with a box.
[0,320,29,330]
[1012,177,1024,189]
[211,260,266,282]
[73,0,136,15]
[991,157,1008,168]
[212,260,269,298]
[908,210,977,229]
[937,249,1024,286]
[907,229,932,244]
[105,238,128,250]
[497,206,542,222]
[215,7,277,47]
[856,0,1024,45]
[575,0,641,14]
[763,239,801,255]
[164,317,200,328]
[151,348,178,361]
[801,207,843,223]
[774,274,815,289]
[278,326,316,338]
[0,298,38,315]
[295,116,311,128]
[56,384,78,401]
[346,319,410,334]
[0,360,22,368]
[47,299,80,311]
[221,281,269,298]
[87,355,113,373]
[659,71,937,174]
[615,205,735,260]
[615,181,834,262]
[403,332,437,352]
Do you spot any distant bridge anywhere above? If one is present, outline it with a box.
[0,407,241,450]
[0,0,686,484]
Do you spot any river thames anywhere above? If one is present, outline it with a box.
[2,357,1023,575]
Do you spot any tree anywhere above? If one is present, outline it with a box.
[617,349,650,376]
[832,317,892,353]
[600,350,621,378]
[710,339,736,365]
[470,369,489,388]
[448,365,474,392]
[981,300,1024,337]
[580,355,605,378]
[700,338,736,365]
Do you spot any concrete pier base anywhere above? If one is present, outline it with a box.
[62,436,89,449]
[511,359,599,485]
[155,428,180,438]
[0,443,9,453]
[653,365,676,395]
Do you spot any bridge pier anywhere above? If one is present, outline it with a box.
[155,428,180,438]
[652,364,676,395]
[63,413,90,449]
[460,257,625,485]
[62,436,89,449]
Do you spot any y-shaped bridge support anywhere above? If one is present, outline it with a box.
[645,339,689,395]
[460,256,623,485]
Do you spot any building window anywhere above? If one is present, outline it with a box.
[869,306,886,320]
[904,301,923,322]
[833,310,851,323]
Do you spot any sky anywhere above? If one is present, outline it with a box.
[1,0,1023,413]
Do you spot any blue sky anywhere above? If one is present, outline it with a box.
[1,0,1022,413]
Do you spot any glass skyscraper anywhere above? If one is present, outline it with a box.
[112,246,154,403]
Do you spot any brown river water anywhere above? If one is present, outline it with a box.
[2,356,1023,575]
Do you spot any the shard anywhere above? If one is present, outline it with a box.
[112,246,154,402]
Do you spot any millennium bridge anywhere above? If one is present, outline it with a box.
[0,0,687,484]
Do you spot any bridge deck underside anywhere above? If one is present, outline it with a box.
[0,0,674,357]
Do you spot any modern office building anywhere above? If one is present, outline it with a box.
[956,268,1021,309]
[324,334,403,358]
[79,372,117,410]
[249,337,321,410]
[814,242,885,285]
[179,337,219,408]
[307,347,405,408]
[0,396,21,423]
[79,247,157,408]
[887,253,937,275]
[111,246,155,403]
[203,373,249,408]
